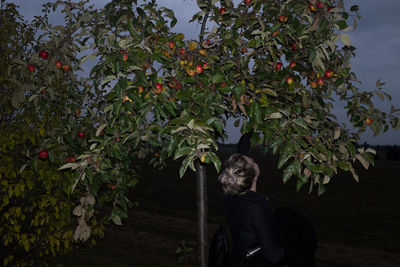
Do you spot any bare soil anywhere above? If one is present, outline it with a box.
[55,209,400,267]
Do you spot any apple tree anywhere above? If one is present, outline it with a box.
[1,1,106,266]
[8,0,400,266]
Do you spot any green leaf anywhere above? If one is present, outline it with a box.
[264,88,277,97]
[208,152,221,172]
[337,161,349,171]
[112,144,122,160]
[211,72,224,84]
[223,63,235,71]
[277,153,291,169]
[317,183,326,196]
[350,5,359,12]
[96,124,108,137]
[58,163,79,171]
[112,215,123,225]
[282,168,292,183]
[267,112,282,119]
[345,142,356,156]
[174,147,193,160]
[179,157,191,178]
[296,179,307,192]
[335,20,347,30]
[271,138,283,155]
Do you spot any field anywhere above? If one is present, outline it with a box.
[53,149,400,266]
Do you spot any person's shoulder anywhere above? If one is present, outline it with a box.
[246,193,270,214]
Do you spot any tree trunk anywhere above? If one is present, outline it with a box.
[196,160,208,267]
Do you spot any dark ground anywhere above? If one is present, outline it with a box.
[53,150,400,267]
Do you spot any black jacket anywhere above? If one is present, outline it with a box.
[224,191,285,267]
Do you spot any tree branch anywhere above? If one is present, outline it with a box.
[199,0,212,44]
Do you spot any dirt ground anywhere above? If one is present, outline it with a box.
[52,155,400,267]
[55,209,400,267]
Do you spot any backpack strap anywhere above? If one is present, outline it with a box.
[208,225,230,267]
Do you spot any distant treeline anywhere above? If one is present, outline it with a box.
[362,144,400,161]
[218,143,400,161]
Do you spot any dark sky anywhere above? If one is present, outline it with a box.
[14,0,400,145]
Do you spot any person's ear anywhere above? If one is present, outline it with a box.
[254,162,260,179]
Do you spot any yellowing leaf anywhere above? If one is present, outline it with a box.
[189,41,197,51]
[340,34,351,47]
[199,49,208,56]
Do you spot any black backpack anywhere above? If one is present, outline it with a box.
[208,225,230,267]
[209,207,317,267]
[274,207,317,267]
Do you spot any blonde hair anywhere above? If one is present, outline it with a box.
[218,153,255,195]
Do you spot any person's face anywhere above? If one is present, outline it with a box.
[243,155,260,179]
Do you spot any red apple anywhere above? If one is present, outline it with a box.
[275,62,283,71]
[325,69,334,78]
[219,7,227,15]
[154,83,163,94]
[244,0,252,6]
[179,48,185,55]
[66,156,76,163]
[169,41,175,49]
[278,16,285,22]
[206,39,211,45]
[122,53,128,61]
[27,64,36,72]
[186,69,195,76]
[289,62,296,68]
[77,131,86,138]
[317,2,325,9]
[138,86,144,93]
[62,64,70,72]
[365,118,373,126]
[39,50,49,59]
[196,64,204,74]
[310,81,318,89]
[39,150,49,159]
[55,60,62,68]
[317,77,324,86]
[168,81,175,88]
[286,77,294,85]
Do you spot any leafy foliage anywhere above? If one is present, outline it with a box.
[5,0,400,243]
[0,123,105,266]
[0,1,105,265]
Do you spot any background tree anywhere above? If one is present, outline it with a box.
[0,1,105,266]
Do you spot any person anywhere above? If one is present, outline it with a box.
[218,153,285,267]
